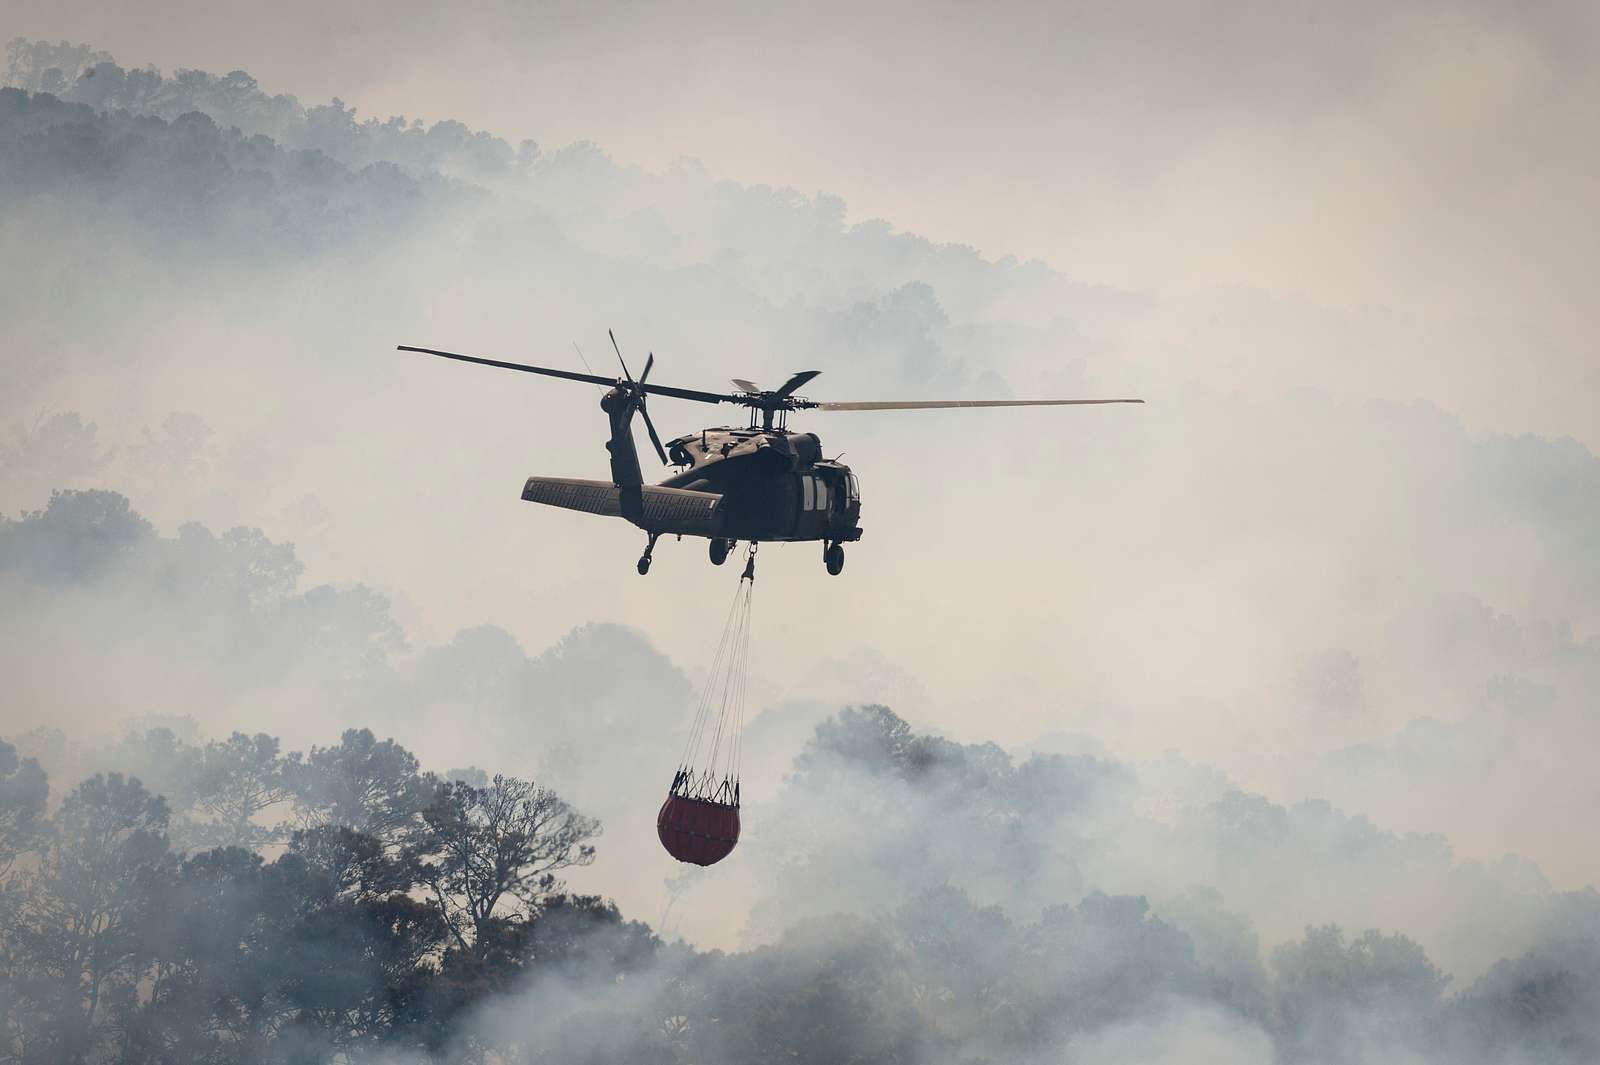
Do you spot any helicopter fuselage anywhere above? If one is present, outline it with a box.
[659,426,862,544]
[518,385,861,574]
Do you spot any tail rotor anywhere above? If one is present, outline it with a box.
[609,330,671,466]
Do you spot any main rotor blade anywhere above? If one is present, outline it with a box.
[399,346,615,388]
[731,378,761,393]
[398,346,736,405]
[812,398,1145,411]
[635,381,740,405]
[641,351,655,385]
[773,369,822,399]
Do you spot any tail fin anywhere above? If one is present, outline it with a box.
[601,388,645,523]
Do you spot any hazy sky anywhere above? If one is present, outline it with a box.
[11,0,1599,442]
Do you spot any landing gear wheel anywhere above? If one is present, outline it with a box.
[709,538,730,566]
[824,542,845,576]
[637,556,651,575]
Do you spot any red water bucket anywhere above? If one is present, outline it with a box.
[657,792,741,866]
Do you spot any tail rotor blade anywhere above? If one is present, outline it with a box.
[638,350,666,462]
[609,329,634,383]
[640,405,670,465]
[608,333,665,463]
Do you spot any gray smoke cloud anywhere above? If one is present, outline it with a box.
[2,16,1599,1061]
[5,491,1600,1061]
[8,0,1597,445]
[3,17,1597,885]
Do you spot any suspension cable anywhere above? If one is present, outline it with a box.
[673,543,757,804]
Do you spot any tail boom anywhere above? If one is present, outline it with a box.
[521,477,723,536]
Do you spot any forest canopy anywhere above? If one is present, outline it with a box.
[6,701,1600,1063]
[3,495,1600,1063]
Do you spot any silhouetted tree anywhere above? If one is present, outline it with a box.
[410,776,600,957]
[0,489,154,584]
[90,727,200,825]
[187,732,292,849]
[127,845,275,1062]
[0,740,47,877]
[264,827,444,1054]
[1446,936,1600,1064]
[287,729,431,842]
[1273,924,1451,1063]
[6,774,174,1063]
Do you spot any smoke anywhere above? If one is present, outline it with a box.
[4,21,1599,910]
[3,492,1595,976]
[2,20,1599,1062]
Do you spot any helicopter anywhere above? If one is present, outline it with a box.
[398,336,1142,575]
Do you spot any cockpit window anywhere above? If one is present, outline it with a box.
[847,473,860,501]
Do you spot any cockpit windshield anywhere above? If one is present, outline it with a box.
[846,472,861,502]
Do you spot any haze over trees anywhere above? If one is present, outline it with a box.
[6,710,1600,1063]
[5,492,1600,1061]
[0,731,609,1063]
[4,37,537,184]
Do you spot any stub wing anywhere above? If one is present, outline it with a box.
[521,477,723,535]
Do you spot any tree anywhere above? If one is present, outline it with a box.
[187,732,292,849]
[90,727,199,824]
[124,829,446,1062]
[1272,924,1450,1062]
[0,489,155,584]
[0,411,112,503]
[1447,936,1600,1064]
[7,774,174,1063]
[801,704,928,777]
[287,729,432,842]
[1013,892,1201,1040]
[0,741,50,1063]
[126,846,274,1063]
[264,827,445,1053]
[0,739,47,877]
[3,38,112,89]
[410,776,599,956]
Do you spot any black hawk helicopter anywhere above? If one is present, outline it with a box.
[399,336,1142,575]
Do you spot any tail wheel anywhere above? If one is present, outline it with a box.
[638,532,658,575]
[709,538,730,566]
[824,542,845,575]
